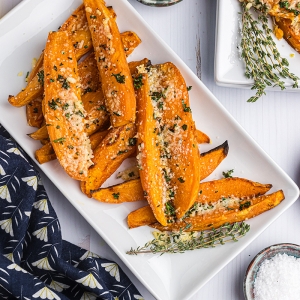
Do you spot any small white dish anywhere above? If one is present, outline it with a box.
[215,0,300,90]
[244,243,300,300]
[0,1,299,300]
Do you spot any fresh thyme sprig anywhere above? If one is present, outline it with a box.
[126,222,250,255]
[240,2,299,102]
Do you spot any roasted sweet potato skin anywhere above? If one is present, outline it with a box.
[81,123,137,197]
[84,0,136,127]
[43,31,93,180]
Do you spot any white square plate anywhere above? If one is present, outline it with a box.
[215,0,300,90]
[0,1,299,299]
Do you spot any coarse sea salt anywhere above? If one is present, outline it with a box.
[254,253,300,300]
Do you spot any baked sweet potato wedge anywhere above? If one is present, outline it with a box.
[84,0,136,127]
[26,97,44,128]
[135,73,169,226]
[91,179,144,203]
[28,125,49,141]
[43,31,93,180]
[35,129,108,165]
[128,189,284,230]
[81,123,137,197]
[35,142,56,164]
[81,91,109,135]
[151,190,285,231]
[195,129,210,144]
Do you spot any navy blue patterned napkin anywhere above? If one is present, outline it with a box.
[0,124,143,300]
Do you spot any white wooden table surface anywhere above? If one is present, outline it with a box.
[2,1,300,299]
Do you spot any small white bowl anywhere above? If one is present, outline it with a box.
[243,243,300,300]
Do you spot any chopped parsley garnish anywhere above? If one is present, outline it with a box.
[48,99,58,110]
[50,78,55,82]
[182,124,188,131]
[177,177,185,183]
[182,100,191,112]
[187,86,192,91]
[84,87,93,94]
[56,125,60,129]
[165,201,176,216]
[62,104,69,111]
[84,45,88,49]
[239,201,251,211]
[53,65,57,71]
[112,73,126,84]
[25,71,29,78]
[97,105,107,111]
[57,74,70,90]
[68,57,73,60]
[37,70,44,86]
[75,110,85,118]
[53,137,66,144]
[223,169,234,178]
[67,145,74,149]
[279,1,289,8]
[90,15,97,19]
[128,172,135,177]
[151,91,166,102]
[112,192,120,199]
[143,191,148,196]
[113,112,121,116]
[73,42,78,49]
[128,138,137,146]
[133,74,144,89]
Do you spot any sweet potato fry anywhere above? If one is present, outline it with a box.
[28,125,49,141]
[200,141,228,179]
[91,179,144,203]
[44,31,93,180]
[151,190,285,231]
[35,142,56,164]
[128,189,284,230]
[35,130,108,165]
[84,0,136,127]
[135,73,169,226]
[81,91,109,135]
[195,129,210,144]
[26,97,44,128]
[121,31,142,56]
[81,123,137,197]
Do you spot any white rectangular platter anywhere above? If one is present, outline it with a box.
[0,0,299,299]
[215,0,300,90]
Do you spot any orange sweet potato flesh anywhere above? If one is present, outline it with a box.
[151,190,285,231]
[81,123,137,197]
[195,129,210,144]
[26,97,44,128]
[91,179,144,203]
[92,141,230,203]
[154,63,201,219]
[28,125,49,141]
[84,0,136,127]
[128,189,284,230]
[35,143,56,164]
[200,141,228,179]
[81,91,109,136]
[121,31,142,57]
[78,53,100,94]
[275,18,300,53]
[43,31,93,180]
[136,74,169,226]
[35,130,108,165]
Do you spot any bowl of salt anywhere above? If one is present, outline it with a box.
[244,243,300,300]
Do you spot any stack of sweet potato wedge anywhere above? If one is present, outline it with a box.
[8,0,285,232]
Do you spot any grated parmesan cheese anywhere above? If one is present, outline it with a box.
[254,253,300,300]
